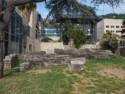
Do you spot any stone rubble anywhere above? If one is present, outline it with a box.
[20,62,31,71]
[68,58,86,71]
[55,49,115,59]
[4,54,18,69]
[4,49,115,71]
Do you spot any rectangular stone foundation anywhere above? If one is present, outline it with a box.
[68,58,85,71]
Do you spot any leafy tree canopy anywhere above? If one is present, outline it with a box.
[62,23,86,48]
[101,32,119,53]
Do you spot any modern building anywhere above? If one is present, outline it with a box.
[77,24,94,37]
[96,19,124,40]
[42,25,61,41]
[3,11,24,56]
[10,11,24,54]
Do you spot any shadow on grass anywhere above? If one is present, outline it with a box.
[4,57,24,77]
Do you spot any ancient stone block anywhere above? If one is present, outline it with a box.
[20,62,31,71]
[68,58,86,71]
[4,54,18,69]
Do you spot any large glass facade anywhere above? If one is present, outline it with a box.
[42,27,61,37]
[3,28,9,56]
[10,11,23,54]
[3,0,26,56]
[3,11,24,56]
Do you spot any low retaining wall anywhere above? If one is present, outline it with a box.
[20,53,70,71]
[27,37,64,54]
[82,44,100,49]
[64,43,100,50]
[40,42,64,54]
[20,48,115,71]
[54,49,115,59]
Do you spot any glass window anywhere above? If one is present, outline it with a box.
[106,25,109,28]
[10,11,23,54]
[11,35,15,42]
[116,26,119,28]
[111,26,114,28]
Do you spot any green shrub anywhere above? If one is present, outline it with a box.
[62,23,86,48]
[100,32,119,53]
[62,24,72,45]
[73,29,86,48]
[41,37,52,42]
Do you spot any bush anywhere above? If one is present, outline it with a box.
[41,37,52,42]
[73,29,86,48]
[62,24,72,45]
[62,23,86,48]
[100,32,119,53]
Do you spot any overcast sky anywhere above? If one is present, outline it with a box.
[36,1,125,18]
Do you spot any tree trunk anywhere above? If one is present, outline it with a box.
[8,22,12,55]
[22,25,27,53]
[0,21,4,78]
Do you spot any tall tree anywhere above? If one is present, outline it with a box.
[0,0,123,78]
[18,3,36,53]
[46,0,96,20]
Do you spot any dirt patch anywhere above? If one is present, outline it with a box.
[0,78,6,82]
[71,83,81,94]
[98,67,125,79]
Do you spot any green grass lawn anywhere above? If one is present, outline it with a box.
[0,56,125,94]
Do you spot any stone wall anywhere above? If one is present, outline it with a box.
[20,48,115,71]
[55,49,115,59]
[26,37,41,52]
[40,42,64,54]
[81,43,100,49]
[64,42,100,50]
[26,37,64,54]
[116,47,125,56]
[22,52,70,69]
[4,54,18,69]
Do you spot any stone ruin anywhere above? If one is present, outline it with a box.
[4,54,18,69]
[68,58,86,71]
[19,49,115,71]
[20,51,70,71]
[4,48,115,71]
[54,49,115,59]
